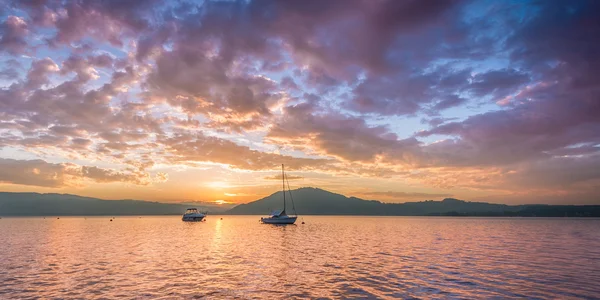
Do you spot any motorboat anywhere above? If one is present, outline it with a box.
[182,208,206,222]
[261,164,298,225]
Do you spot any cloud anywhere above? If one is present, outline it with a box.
[0,0,599,204]
[0,158,69,187]
[469,69,530,99]
[136,0,480,123]
[32,0,157,46]
[417,16,600,171]
[501,154,600,190]
[267,101,422,163]
[0,158,156,187]
[430,95,468,113]
[79,166,155,185]
[69,138,92,150]
[145,45,280,131]
[346,73,436,116]
[264,174,304,181]
[158,131,333,171]
[25,57,59,89]
[60,54,114,83]
[0,59,20,80]
[419,87,600,168]
[0,16,29,54]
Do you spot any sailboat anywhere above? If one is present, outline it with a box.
[260,164,298,224]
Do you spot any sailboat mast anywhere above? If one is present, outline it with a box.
[282,164,286,212]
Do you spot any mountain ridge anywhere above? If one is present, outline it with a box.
[1,188,599,217]
[0,192,229,216]
[226,187,600,217]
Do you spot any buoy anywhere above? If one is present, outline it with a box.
[110,219,113,222]
[57,217,60,219]
[302,221,305,224]
[220,218,223,220]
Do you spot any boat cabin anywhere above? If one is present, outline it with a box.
[184,208,199,214]
[269,210,286,218]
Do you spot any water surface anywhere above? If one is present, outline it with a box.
[1,216,599,299]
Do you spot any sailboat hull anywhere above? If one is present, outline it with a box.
[261,164,298,225]
[261,216,297,224]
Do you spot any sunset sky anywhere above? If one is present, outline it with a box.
[0,0,598,205]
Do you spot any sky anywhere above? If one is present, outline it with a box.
[0,0,598,205]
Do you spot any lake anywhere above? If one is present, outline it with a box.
[1,216,599,299]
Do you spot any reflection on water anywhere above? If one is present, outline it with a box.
[1,216,599,299]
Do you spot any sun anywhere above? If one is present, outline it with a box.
[214,199,229,205]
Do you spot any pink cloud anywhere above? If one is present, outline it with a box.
[0,16,29,54]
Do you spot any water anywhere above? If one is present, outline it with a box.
[0,216,599,299]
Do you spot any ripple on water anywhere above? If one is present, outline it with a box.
[0,216,599,299]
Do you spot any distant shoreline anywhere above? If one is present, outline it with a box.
[2,190,599,218]
[2,214,600,218]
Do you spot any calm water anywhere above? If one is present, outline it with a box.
[0,216,599,299]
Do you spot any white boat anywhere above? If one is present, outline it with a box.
[261,209,297,224]
[182,208,206,222]
[261,164,298,225]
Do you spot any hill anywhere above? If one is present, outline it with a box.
[1,189,599,217]
[227,187,600,217]
[0,192,229,216]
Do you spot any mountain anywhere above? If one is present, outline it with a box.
[227,187,600,217]
[226,187,515,215]
[0,192,229,216]
[1,189,599,217]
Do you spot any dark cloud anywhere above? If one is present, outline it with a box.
[345,65,473,116]
[417,0,600,170]
[0,15,29,54]
[346,73,435,116]
[430,95,468,112]
[21,0,159,46]
[137,0,478,122]
[70,137,92,150]
[412,47,600,201]
[469,68,530,100]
